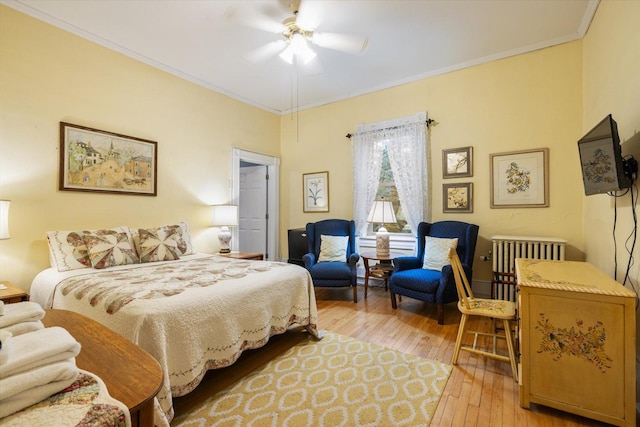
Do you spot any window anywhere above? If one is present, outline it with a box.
[372,146,410,234]
[351,112,430,239]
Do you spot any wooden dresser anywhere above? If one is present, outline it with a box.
[515,259,636,427]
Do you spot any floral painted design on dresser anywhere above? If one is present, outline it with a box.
[520,260,597,289]
[534,313,612,373]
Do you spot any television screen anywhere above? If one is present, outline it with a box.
[578,114,630,195]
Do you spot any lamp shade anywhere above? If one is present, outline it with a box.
[211,205,238,227]
[0,200,10,240]
[366,199,397,224]
[367,199,396,257]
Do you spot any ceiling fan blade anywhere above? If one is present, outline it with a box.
[243,40,287,64]
[312,32,369,55]
[292,0,322,32]
[224,6,286,34]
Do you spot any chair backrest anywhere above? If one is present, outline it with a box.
[449,247,474,309]
[306,219,357,259]
[415,221,479,267]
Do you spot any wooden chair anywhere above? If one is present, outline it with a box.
[449,248,518,381]
[490,271,519,337]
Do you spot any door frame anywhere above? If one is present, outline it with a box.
[232,148,280,260]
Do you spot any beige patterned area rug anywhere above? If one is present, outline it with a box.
[172,332,452,427]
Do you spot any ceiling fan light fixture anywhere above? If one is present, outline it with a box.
[279,45,294,64]
[279,33,316,64]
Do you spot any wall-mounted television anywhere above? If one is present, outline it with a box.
[578,114,635,196]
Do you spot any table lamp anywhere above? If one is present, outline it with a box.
[0,200,10,240]
[211,204,238,254]
[366,198,396,257]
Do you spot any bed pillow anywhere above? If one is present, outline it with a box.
[46,230,91,271]
[318,235,349,262]
[422,236,458,271]
[173,220,194,255]
[46,226,132,272]
[130,220,194,256]
[83,229,139,269]
[137,227,180,263]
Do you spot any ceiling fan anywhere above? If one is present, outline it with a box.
[227,0,369,65]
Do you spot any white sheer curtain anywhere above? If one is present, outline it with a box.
[351,112,429,237]
[352,130,384,237]
[386,120,428,235]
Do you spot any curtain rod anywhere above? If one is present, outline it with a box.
[345,118,434,138]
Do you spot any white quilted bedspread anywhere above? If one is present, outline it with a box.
[30,254,319,426]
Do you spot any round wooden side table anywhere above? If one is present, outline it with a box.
[360,251,404,299]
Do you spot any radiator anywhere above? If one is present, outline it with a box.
[491,235,567,301]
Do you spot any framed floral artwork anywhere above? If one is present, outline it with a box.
[303,171,329,212]
[443,182,473,213]
[490,148,549,208]
[442,146,473,178]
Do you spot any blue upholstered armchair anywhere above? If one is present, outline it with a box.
[389,221,479,324]
[303,219,360,303]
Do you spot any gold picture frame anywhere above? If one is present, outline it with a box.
[60,122,157,196]
[303,171,329,212]
[443,146,473,178]
[490,148,549,208]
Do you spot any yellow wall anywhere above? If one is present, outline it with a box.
[583,0,640,276]
[0,6,281,289]
[281,41,584,282]
[581,0,640,382]
[2,1,638,302]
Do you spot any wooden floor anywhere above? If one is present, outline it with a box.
[173,282,620,426]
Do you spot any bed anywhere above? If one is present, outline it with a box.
[29,223,319,427]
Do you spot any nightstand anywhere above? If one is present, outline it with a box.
[218,251,264,261]
[360,251,403,299]
[0,281,29,303]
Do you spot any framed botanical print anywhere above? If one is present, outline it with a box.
[443,182,473,213]
[443,146,473,178]
[490,148,549,208]
[303,171,329,212]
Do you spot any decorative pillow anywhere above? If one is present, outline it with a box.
[130,220,194,256]
[137,227,180,263]
[46,226,132,272]
[174,220,194,255]
[46,230,91,271]
[83,230,139,269]
[318,235,349,262]
[422,236,458,271]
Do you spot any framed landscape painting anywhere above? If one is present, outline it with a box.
[303,171,329,212]
[59,122,157,196]
[490,148,548,208]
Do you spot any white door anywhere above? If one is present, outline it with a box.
[239,165,267,255]
[232,149,280,261]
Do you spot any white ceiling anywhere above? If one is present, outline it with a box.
[3,0,599,115]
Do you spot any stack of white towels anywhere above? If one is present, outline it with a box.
[0,301,81,418]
